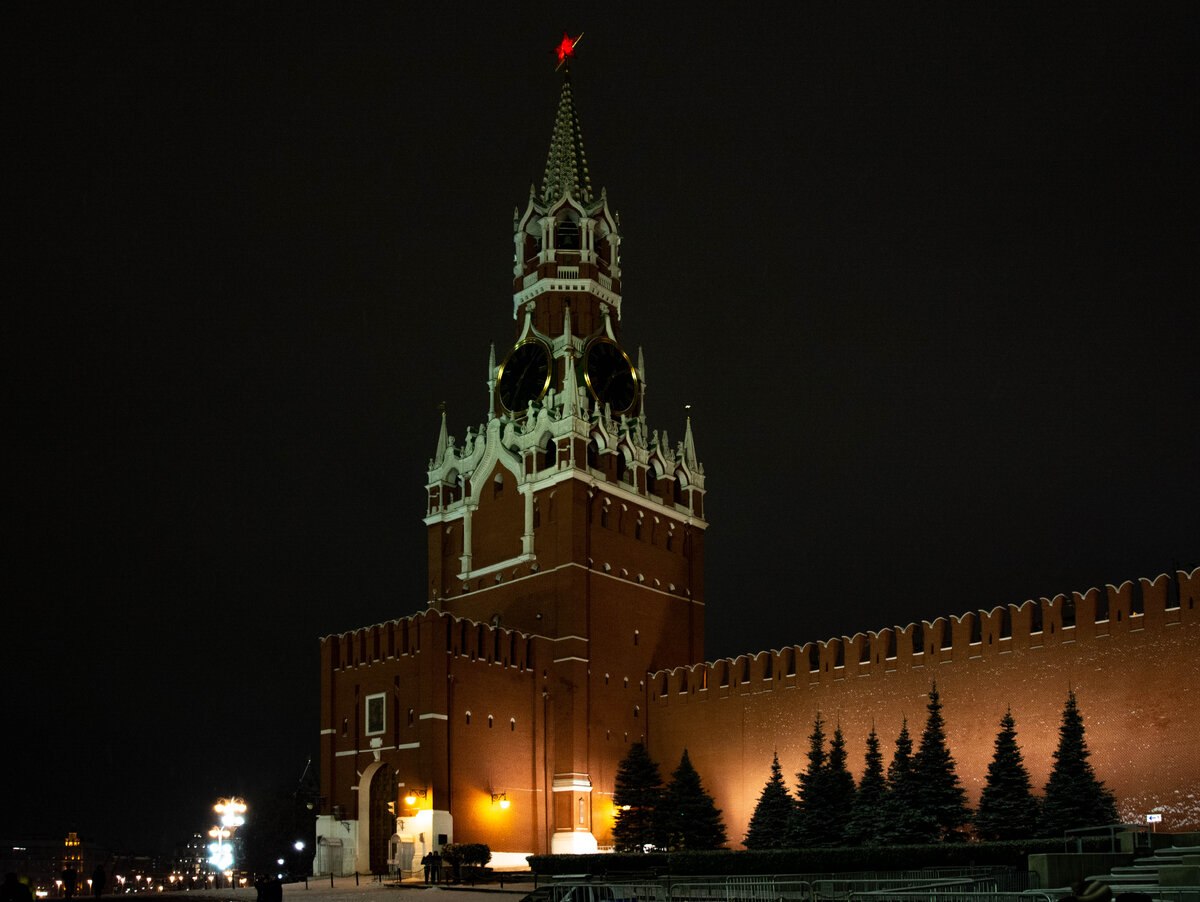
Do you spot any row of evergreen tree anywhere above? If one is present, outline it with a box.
[612,746,728,851]
[611,685,1117,852]
[744,685,1118,848]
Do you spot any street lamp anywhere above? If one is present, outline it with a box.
[207,797,246,879]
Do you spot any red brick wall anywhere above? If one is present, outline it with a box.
[648,570,1200,841]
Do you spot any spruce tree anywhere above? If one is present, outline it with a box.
[913,682,971,839]
[845,725,888,845]
[824,725,857,845]
[744,753,795,850]
[880,718,936,843]
[789,712,829,846]
[660,749,727,850]
[612,741,664,852]
[1041,690,1118,836]
[975,709,1041,840]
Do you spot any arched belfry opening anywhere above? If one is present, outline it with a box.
[555,213,580,250]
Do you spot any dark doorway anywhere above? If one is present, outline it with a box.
[369,766,397,874]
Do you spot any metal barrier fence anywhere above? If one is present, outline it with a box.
[545,881,671,902]
[544,869,1037,902]
[846,893,1058,902]
[669,877,814,902]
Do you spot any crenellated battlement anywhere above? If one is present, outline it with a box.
[321,608,550,673]
[649,569,1198,697]
[646,568,1200,836]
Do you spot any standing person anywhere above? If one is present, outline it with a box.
[61,869,77,901]
[430,851,441,884]
[91,867,105,902]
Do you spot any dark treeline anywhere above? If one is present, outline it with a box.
[744,685,1117,848]
[610,686,1116,852]
[612,746,728,852]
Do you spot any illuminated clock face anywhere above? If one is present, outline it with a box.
[584,339,638,414]
[497,340,552,413]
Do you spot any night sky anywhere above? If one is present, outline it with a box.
[9,4,1197,855]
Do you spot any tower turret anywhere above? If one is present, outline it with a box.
[425,56,705,650]
[512,71,623,344]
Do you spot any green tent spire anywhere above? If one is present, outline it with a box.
[540,72,594,206]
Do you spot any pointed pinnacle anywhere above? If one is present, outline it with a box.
[682,415,698,470]
[434,410,448,467]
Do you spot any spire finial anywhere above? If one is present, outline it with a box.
[637,346,647,422]
[487,342,498,418]
[433,405,448,466]
[555,32,582,71]
[682,407,698,470]
[561,308,580,420]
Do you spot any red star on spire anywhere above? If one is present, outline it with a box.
[555,31,582,70]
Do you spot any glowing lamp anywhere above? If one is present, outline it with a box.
[491,791,510,809]
[207,842,233,871]
[215,797,247,828]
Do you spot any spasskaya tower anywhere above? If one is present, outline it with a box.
[423,41,707,852]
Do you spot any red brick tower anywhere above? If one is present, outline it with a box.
[424,66,707,852]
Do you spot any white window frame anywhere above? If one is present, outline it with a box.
[365,692,386,735]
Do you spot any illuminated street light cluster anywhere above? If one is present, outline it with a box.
[207,797,247,874]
